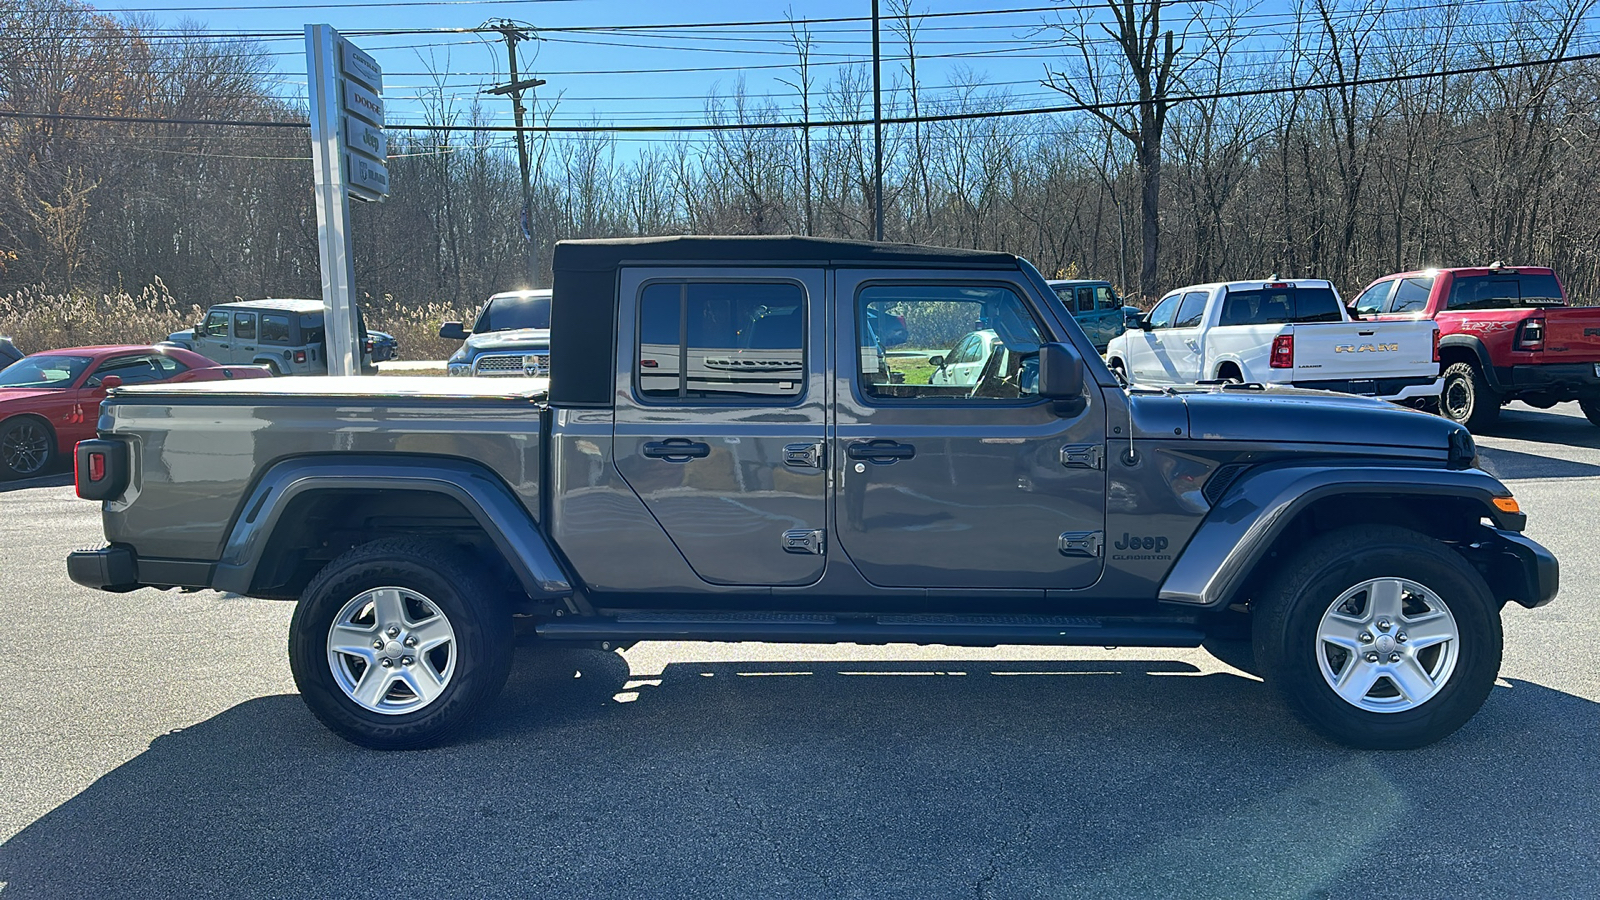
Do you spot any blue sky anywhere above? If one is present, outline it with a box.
[79,0,1579,142]
[83,0,1238,132]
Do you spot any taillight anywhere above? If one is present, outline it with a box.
[1515,318,1545,352]
[1432,327,1441,363]
[75,439,128,501]
[294,350,308,363]
[1270,333,1294,368]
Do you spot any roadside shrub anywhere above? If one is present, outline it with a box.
[0,280,203,353]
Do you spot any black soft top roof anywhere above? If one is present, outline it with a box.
[553,234,1020,272]
[549,235,1023,406]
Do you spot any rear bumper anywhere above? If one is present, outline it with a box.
[1500,363,1600,398]
[1293,375,1440,401]
[67,545,215,593]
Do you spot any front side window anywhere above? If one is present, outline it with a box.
[233,312,257,341]
[857,283,1042,402]
[1146,295,1180,329]
[1353,280,1395,316]
[92,354,183,385]
[637,282,804,402]
[1095,286,1120,310]
[204,310,230,338]
[1389,277,1434,314]
[1173,291,1208,329]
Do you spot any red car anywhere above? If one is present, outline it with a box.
[0,345,271,479]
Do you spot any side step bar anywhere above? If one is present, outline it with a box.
[536,612,1205,648]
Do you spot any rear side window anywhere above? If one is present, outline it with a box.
[1075,287,1095,313]
[94,354,185,385]
[1219,287,1342,325]
[300,314,325,344]
[637,282,804,402]
[260,314,292,344]
[1389,277,1434,314]
[1173,291,1208,328]
[1447,273,1564,309]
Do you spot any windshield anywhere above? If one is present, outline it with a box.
[0,355,93,388]
[475,294,552,333]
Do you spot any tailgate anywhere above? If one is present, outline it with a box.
[1291,320,1437,379]
[1538,307,1600,362]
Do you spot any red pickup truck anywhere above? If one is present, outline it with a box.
[1350,265,1600,429]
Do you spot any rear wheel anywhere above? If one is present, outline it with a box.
[1440,361,1500,430]
[288,538,515,750]
[0,416,55,479]
[1578,397,1600,427]
[1253,526,1501,749]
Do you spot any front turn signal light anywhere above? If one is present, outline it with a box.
[1493,496,1521,514]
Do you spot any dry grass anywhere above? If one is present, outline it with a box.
[0,282,472,361]
[0,280,203,352]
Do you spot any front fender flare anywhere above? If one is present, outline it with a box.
[211,455,572,599]
[1159,464,1522,608]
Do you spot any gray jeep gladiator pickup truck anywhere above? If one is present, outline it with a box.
[67,236,1557,751]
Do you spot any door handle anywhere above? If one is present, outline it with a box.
[217,343,230,349]
[243,346,256,351]
[847,440,916,462]
[642,439,711,461]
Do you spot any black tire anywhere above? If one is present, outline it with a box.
[1440,361,1500,430]
[0,416,56,479]
[289,538,515,750]
[262,361,282,377]
[1252,526,1502,750]
[1579,397,1600,427]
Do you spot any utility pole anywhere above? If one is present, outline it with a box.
[871,0,884,242]
[485,20,545,288]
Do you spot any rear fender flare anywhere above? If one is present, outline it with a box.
[1437,335,1500,389]
[1159,464,1521,608]
[211,455,572,599]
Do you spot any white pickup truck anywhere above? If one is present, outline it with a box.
[1105,279,1440,404]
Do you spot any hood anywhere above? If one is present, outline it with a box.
[1171,385,1467,451]
[464,328,551,353]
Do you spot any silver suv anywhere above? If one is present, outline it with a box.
[441,289,551,377]
[169,299,373,375]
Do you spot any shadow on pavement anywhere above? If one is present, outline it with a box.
[1,649,1596,899]
[0,470,70,494]
[1478,405,1600,449]
[1477,444,1600,479]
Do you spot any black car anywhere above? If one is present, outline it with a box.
[0,338,21,371]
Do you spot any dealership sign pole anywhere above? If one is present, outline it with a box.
[306,24,388,377]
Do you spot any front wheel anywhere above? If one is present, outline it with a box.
[1253,526,1502,749]
[289,538,515,749]
[0,416,55,479]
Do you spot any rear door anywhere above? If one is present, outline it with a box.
[613,268,828,586]
[833,271,1108,590]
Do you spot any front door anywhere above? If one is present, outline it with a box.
[612,268,829,587]
[835,272,1109,590]
[197,309,231,363]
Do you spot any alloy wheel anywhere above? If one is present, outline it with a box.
[326,586,458,715]
[1,420,51,476]
[1314,577,1460,713]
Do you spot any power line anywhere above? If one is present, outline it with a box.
[7,48,1598,134]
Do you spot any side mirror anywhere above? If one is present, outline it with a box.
[1123,311,1143,330]
[96,375,123,392]
[1038,342,1087,416]
[438,322,469,341]
[928,355,945,368]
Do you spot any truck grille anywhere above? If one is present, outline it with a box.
[473,352,549,376]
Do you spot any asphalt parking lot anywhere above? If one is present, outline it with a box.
[1,405,1597,899]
